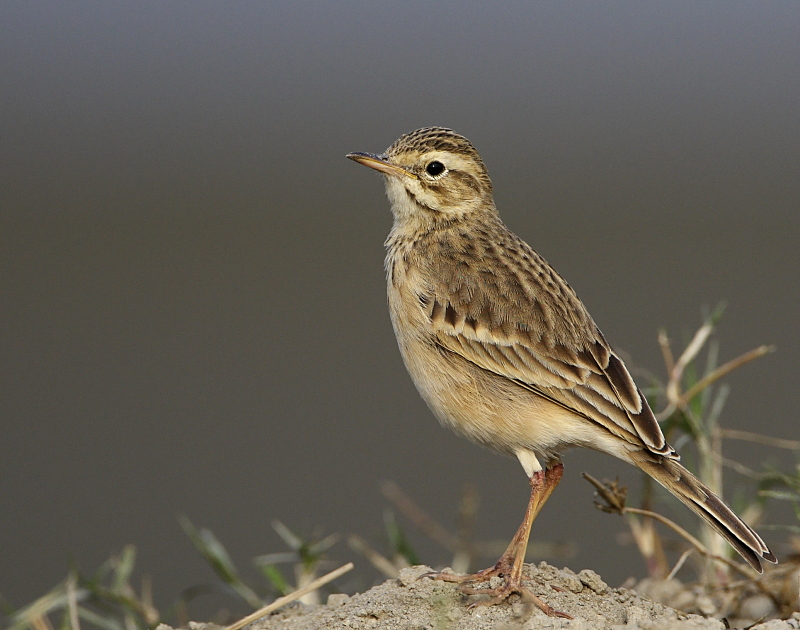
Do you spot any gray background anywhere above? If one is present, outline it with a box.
[1,1,798,618]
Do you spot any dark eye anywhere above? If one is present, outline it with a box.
[425,161,445,177]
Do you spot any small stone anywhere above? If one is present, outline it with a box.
[625,606,653,626]
[739,593,777,621]
[578,569,609,594]
[397,565,433,586]
[561,572,584,593]
[694,594,717,616]
[619,576,637,590]
[326,593,349,607]
[669,589,697,612]
[633,577,685,606]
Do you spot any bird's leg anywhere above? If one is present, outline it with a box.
[505,462,564,582]
[423,463,570,617]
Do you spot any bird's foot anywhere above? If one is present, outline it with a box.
[461,579,572,618]
[419,557,512,585]
[421,564,572,618]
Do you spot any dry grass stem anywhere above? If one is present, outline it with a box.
[720,429,800,451]
[718,455,760,479]
[626,512,670,578]
[381,481,457,551]
[347,535,401,578]
[140,576,158,626]
[583,473,758,580]
[625,507,757,580]
[223,562,353,630]
[66,575,79,630]
[664,319,714,410]
[679,345,775,408]
[666,549,694,581]
[453,483,479,573]
[657,329,675,378]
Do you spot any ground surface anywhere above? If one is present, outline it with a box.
[162,562,800,630]
[166,564,800,630]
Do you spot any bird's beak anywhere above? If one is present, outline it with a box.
[346,152,418,180]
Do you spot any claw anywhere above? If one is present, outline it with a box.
[418,570,464,583]
[419,564,506,585]
[461,580,572,618]
[424,568,571,618]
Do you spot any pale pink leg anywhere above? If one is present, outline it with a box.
[424,464,570,618]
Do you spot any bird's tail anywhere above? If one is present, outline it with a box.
[628,449,777,572]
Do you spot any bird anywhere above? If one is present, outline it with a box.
[346,127,775,614]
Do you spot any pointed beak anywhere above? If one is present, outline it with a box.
[346,152,418,180]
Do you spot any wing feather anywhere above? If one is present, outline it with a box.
[428,296,671,456]
[417,228,672,456]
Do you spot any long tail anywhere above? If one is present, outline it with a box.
[628,450,777,572]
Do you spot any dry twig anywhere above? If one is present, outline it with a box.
[381,481,457,551]
[66,575,80,630]
[582,473,758,580]
[223,563,354,630]
[347,535,402,578]
[679,345,775,409]
[720,429,800,451]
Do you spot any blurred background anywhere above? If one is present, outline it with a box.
[1,0,798,619]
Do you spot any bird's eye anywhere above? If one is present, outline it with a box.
[425,161,446,177]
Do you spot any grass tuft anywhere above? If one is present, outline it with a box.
[586,308,799,620]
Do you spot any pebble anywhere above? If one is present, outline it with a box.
[326,593,349,607]
[739,593,777,621]
[578,569,609,594]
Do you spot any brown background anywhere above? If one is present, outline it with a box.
[1,1,798,617]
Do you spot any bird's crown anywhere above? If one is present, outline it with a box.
[387,127,481,160]
[386,127,493,195]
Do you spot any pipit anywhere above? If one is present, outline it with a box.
[346,127,775,615]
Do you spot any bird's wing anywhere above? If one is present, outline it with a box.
[423,243,672,457]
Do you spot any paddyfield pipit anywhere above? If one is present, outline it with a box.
[346,127,775,613]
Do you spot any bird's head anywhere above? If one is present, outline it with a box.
[347,127,496,228]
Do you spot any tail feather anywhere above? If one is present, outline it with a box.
[629,450,776,572]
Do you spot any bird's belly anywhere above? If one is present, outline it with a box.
[396,331,609,460]
[386,270,629,464]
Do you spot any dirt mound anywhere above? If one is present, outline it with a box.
[157,563,800,629]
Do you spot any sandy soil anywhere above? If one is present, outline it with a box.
[166,563,800,630]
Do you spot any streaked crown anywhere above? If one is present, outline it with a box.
[387,127,483,164]
[386,127,493,196]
